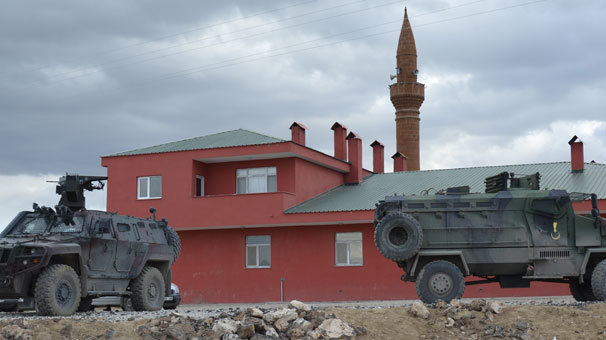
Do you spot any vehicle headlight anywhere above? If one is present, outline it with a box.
[18,247,45,256]
[171,283,179,294]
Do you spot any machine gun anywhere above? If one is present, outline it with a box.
[53,174,108,212]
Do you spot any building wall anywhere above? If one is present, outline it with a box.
[172,224,570,304]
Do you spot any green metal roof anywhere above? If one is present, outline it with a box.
[106,129,286,157]
[285,162,606,214]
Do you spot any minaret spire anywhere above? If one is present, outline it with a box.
[389,7,425,171]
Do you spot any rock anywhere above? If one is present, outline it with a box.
[450,299,462,307]
[150,319,161,327]
[150,326,160,333]
[307,329,322,340]
[1,324,33,340]
[354,326,368,336]
[60,324,73,340]
[104,328,115,340]
[251,335,277,340]
[248,307,264,318]
[289,300,312,312]
[470,299,486,312]
[166,325,186,340]
[264,326,279,338]
[517,320,528,331]
[410,302,430,319]
[308,310,327,328]
[317,319,355,339]
[236,323,255,339]
[445,317,455,328]
[435,299,447,309]
[292,318,313,332]
[488,301,502,314]
[274,317,290,332]
[222,334,241,340]
[213,318,240,336]
[287,326,307,339]
[263,308,298,323]
[243,316,265,333]
[136,325,149,337]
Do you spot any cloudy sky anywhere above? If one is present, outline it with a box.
[1,0,605,227]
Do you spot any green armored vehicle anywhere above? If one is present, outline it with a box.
[0,175,181,316]
[374,172,606,303]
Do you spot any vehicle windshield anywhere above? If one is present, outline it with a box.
[8,214,84,235]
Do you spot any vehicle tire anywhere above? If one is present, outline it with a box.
[164,226,181,262]
[374,213,423,261]
[34,264,81,316]
[415,260,465,304]
[77,296,94,312]
[569,280,596,302]
[591,259,606,301]
[130,266,165,311]
[121,297,134,311]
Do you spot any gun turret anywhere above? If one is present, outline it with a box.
[55,174,107,212]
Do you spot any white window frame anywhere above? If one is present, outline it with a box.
[137,176,162,200]
[236,167,277,194]
[335,232,363,266]
[246,235,271,269]
[196,175,205,197]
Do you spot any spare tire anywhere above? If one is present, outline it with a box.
[164,226,181,262]
[374,212,423,261]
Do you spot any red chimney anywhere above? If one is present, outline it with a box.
[568,135,584,172]
[331,122,347,160]
[289,122,307,145]
[370,140,384,174]
[345,131,363,183]
[392,152,408,172]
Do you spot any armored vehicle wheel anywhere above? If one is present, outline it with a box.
[121,297,134,311]
[34,264,81,316]
[591,259,606,301]
[77,296,94,312]
[569,280,596,302]
[131,266,165,311]
[374,213,423,261]
[415,260,465,304]
[165,227,181,262]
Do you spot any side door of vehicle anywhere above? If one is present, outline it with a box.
[88,218,118,272]
[114,222,143,273]
[526,197,568,247]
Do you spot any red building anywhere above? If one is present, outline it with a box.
[100,9,606,304]
[101,124,606,304]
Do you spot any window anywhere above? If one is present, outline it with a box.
[196,176,205,197]
[138,176,161,199]
[236,167,276,194]
[335,232,363,266]
[246,235,271,268]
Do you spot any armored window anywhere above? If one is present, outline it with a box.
[335,232,363,266]
[196,175,205,197]
[98,219,112,234]
[236,167,277,194]
[117,223,130,232]
[246,235,271,268]
[138,176,161,199]
[50,216,84,233]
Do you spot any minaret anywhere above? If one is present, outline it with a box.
[390,7,424,171]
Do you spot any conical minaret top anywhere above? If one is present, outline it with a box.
[396,7,418,83]
[390,7,424,171]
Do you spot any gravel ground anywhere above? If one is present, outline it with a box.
[0,295,578,322]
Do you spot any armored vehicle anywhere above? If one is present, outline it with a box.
[0,175,181,316]
[374,172,606,303]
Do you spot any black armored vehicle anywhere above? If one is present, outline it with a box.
[0,175,181,316]
[374,172,606,303]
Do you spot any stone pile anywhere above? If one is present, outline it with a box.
[135,300,364,340]
[408,299,533,340]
